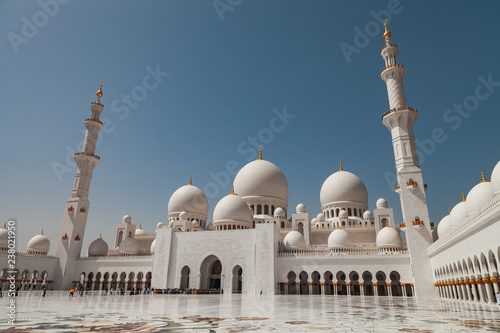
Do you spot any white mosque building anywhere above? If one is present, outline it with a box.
[1,23,499,304]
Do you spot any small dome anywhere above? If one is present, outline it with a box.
[466,181,494,215]
[179,211,188,220]
[122,214,132,224]
[316,213,325,221]
[274,207,286,218]
[156,221,166,229]
[376,197,388,209]
[150,239,156,254]
[88,236,108,257]
[449,201,468,230]
[320,170,368,206]
[27,232,50,255]
[168,184,209,217]
[296,203,306,213]
[118,236,138,255]
[311,217,317,224]
[339,209,348,218]
[213,194,253,225]
[135,225,147,236]
[327,228,353,249]
[0,224,7,250]
[192,220,200,227]
[437,215,451,239]
[233,159,289,202]
[376,226,403,249]
[363,210,373,219]
[207,223,214,230]
[491,161,500,194]
[283,231,306,250]
[168,220,174,228]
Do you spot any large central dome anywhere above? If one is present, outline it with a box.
[320,170,368,206]
[234,159,288,201]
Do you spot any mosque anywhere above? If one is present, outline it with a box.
[1,23,499,304]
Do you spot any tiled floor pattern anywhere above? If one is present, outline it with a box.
[2,294,500,332]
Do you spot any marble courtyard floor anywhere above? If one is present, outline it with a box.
[2,293,500,332]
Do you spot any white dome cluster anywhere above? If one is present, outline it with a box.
[320,170,368,206]
[234,159,289,202]
[168,183,209,220]
[213,192,253,227]
[327,228,352,250]
[437,162,500,239]
[88,235,108,257]
[118,236,138,256]
[27,231,50,255]
[376,226,403,249]
[283,230,306,250]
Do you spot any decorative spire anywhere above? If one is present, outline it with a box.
[462,193,466,202]
[2,222,5,229]
[292,224,295,231]
[339,158,343,171]
[189,174,192,185]
[96,81,103,103]
[480,171,488,183]
[229,185,236,195]
[41,229,44,235]
[383,19,391,39]
[448,207,451,214]
[259,145,262,160]
[385,220,389,227]
[99,233,102,239]
[139,223,142,229]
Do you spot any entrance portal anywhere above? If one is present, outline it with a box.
[199,255,223,291]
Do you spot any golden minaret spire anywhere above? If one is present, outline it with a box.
[259,145,262,160]
[230,185,236,195]
[189,174,192,185]
[462,193,466,202]
[96,81,103,103]
[339,158,343,171]
[383,19,391,39]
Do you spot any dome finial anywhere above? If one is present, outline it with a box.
[383,19,391,39]
[2,222,5,229]
[189,174,192,185]
[99,233,102,239]
[480,171,487,183]
[259,145,262,160]
[385,220,389,227]
[448,207,451,214]
[229,185,236,195]
[139,223,142,229]
[462,193,466,202]
[41,229,44,235]
[339,158,343,171]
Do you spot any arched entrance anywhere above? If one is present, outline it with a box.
[200,255,223,291]
[180,266,190,289]
[232,265,243,293]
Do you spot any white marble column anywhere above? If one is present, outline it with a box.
[483,279,495,303]
[476,279,487,303]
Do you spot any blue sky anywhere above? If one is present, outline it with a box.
[1,0,499,255]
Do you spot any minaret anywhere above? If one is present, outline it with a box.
[380,22,434,297]
[54,83,105,289]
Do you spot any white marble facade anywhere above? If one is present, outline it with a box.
[1,25,499,305]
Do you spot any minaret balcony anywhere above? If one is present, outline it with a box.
[412,219,424,227]
[406,180,418,191]
[74,152,100,160]
[394,184,401,193]
[381,43,397,51]
[380,63,404,74]
[382,106,417,119]
[399,223,406,229]
[85,118,103,125]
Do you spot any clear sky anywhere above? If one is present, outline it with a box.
[1,0,499,255]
